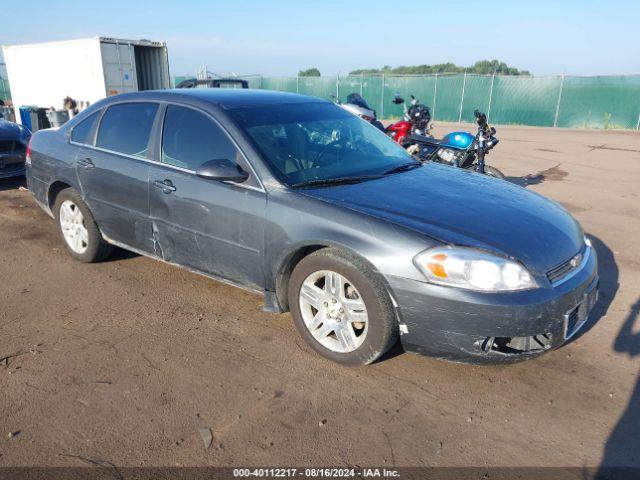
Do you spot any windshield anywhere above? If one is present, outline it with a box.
[228,102,417,186]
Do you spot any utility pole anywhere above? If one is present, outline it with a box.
[432,72,438,119]
[487,71,496,122]
[553,74,565,128]
[458,70,467,123]
[381,72,385,119]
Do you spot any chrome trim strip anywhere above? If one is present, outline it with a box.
[70,142,265,193]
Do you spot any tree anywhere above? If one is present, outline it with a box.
[298,68,321,77]
[349,60,530,76]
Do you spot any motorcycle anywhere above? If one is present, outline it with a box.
[386,95,433,146]
[409,110,505,179]
[334,93,385,131]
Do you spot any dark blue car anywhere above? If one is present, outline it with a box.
[0,118,31,178]
[26,89,598,366]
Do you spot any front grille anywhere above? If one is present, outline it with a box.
[547,244,586,284]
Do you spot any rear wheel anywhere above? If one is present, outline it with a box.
[54,189,111,262]
[288,248,398,366]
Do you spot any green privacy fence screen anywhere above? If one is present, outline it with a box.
[1,70,638,128]
[173,73,640,130]
[0,76,10,103]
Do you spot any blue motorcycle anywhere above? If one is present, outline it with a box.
[408,110,505,179]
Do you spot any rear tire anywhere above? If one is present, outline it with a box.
[484,165,505,179]
[288,248,398,366]
[54,188,112,263]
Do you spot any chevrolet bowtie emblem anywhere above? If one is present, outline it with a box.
[570,254,582,268]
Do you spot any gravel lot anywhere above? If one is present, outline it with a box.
[1,123,639,468]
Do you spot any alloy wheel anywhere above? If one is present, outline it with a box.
[298,270,368,353]
[59,200,89,254]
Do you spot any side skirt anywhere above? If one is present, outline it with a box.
[101,233,267,298]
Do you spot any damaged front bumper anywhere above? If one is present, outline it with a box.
[0,152,26,179]
[386,248,598,364]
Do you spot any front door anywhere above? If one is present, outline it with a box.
[148,104,266,289]
[76,102,159,253]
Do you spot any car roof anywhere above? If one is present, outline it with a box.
[103,88,327,109]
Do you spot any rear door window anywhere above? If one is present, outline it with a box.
[70,111,100,145]
[96,103,158,158]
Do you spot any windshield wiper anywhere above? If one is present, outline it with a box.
[382,162,422,175]
[290,174,384,188]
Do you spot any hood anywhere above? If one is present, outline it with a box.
[0,120,31,143]
[300,163,583,273]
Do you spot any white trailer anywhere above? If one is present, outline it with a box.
[2,37,170,125]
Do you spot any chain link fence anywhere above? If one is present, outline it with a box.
[177,73,640,130]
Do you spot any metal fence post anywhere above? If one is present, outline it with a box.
[360,73,364,96]
[458,70,467,123]
[636,111,640,130]
[380,73,385,119]
[432,72,438,119]
[296,75,299,94]
[487,72,496,122]
[553,74,565,128]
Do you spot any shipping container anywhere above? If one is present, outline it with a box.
[2,37,170,125]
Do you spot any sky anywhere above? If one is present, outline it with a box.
[1,0,639,77]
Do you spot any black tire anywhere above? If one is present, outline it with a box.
[484,165,505,179]
[288,247,398,366]
[54,188,112,262]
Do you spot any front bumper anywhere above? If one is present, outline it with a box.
[387,247,598,364]
[0,153,26,179]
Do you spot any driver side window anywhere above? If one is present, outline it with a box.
[161,105,259,188]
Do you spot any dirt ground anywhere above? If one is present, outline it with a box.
[1,122,639,469]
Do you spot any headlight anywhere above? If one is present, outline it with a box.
[436,148,457,164]
[413,247,537,292]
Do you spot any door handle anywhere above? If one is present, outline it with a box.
[77,157,95,168]
[153,179,177,193]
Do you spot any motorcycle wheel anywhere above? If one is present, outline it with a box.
[483,166,505,179]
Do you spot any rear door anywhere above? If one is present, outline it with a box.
[75,102,159,253]
[148,104,266,289]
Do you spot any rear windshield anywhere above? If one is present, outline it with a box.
[228,102,413,185]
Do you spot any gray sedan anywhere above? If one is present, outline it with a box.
[26,89,598,366]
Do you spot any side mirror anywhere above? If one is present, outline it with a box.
[196,158,249,183]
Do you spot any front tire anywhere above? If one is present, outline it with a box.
[483,165,505,179]
[54,188,112,262]
[288,248,398,366]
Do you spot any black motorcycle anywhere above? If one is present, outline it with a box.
[334,93,385,131]
[408,110,505,179]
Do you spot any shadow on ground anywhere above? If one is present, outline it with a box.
[506,164,568,187]
[0,176,26,192]
[598,297,640,475]
[594,231,639,475]
[102,247,140,263]
[572,235,619,343]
